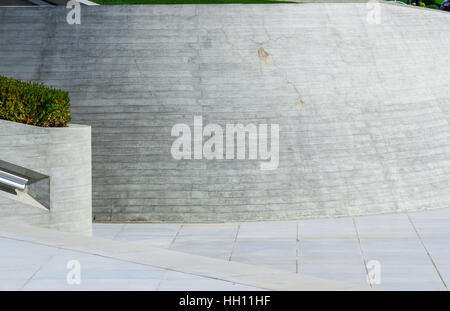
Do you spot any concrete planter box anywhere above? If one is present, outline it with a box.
[0,119,92,235]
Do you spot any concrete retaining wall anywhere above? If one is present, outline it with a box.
[0,4,450,221]
[0,120,92,235]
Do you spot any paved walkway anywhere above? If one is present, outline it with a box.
[0,237,262,291]
[94,208,450,290]
[1,208,449,290]
[0,223,361,291]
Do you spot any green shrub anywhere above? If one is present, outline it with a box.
[423,0,441,6]
[427,3,440,8]
[0,76,71,127]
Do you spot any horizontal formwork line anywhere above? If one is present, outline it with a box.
[89,165,450,176]
[89,184,424,193]
[88,154,450,165]
[87,199,399,208]
[91,184,450,195]
[92,205,398,212]
[91,200,450,211]
[86,129,450,140]
[87,145,450,161]
[92,191,400,200]
[90,182,391,192]
[88,190,398,200]
[90,174,450,185]
[88,163,450,176]
[81,124,450,134]
[90,182,389,191]
[83,129,450,138]
[86,136,450,147]
[90,175,450,189]
[90,200,433,209]
[87,142,450,155]
[88,154,450,167]
[73,113,449,122]
[71,108,299,114]
[90,166,449,176]
[86,121,447,131]
[71,112,447,121]
[71,110,449,122]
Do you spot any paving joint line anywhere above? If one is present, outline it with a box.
[228,223,240,262]
[296,221,299,274]
[352,217,372,288]
[407,213,448,290]
[169,224,184,250]
[18,247,60,290]
[112,223,126,240]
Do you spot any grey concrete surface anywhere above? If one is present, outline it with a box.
[1,4,450,222]
[0,120,92,235]
[93,208,450,290]
[0,222,365,290]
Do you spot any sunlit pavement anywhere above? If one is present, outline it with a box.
[1,208,449,290]
[94,208,450,290]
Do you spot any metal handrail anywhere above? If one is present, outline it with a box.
[0,169,28,191]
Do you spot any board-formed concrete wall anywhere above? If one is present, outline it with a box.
[0,4,450,221]
[0,120,92,234]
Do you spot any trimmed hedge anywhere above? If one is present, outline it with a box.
[0,76,71,127]
[423,0,443,5]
